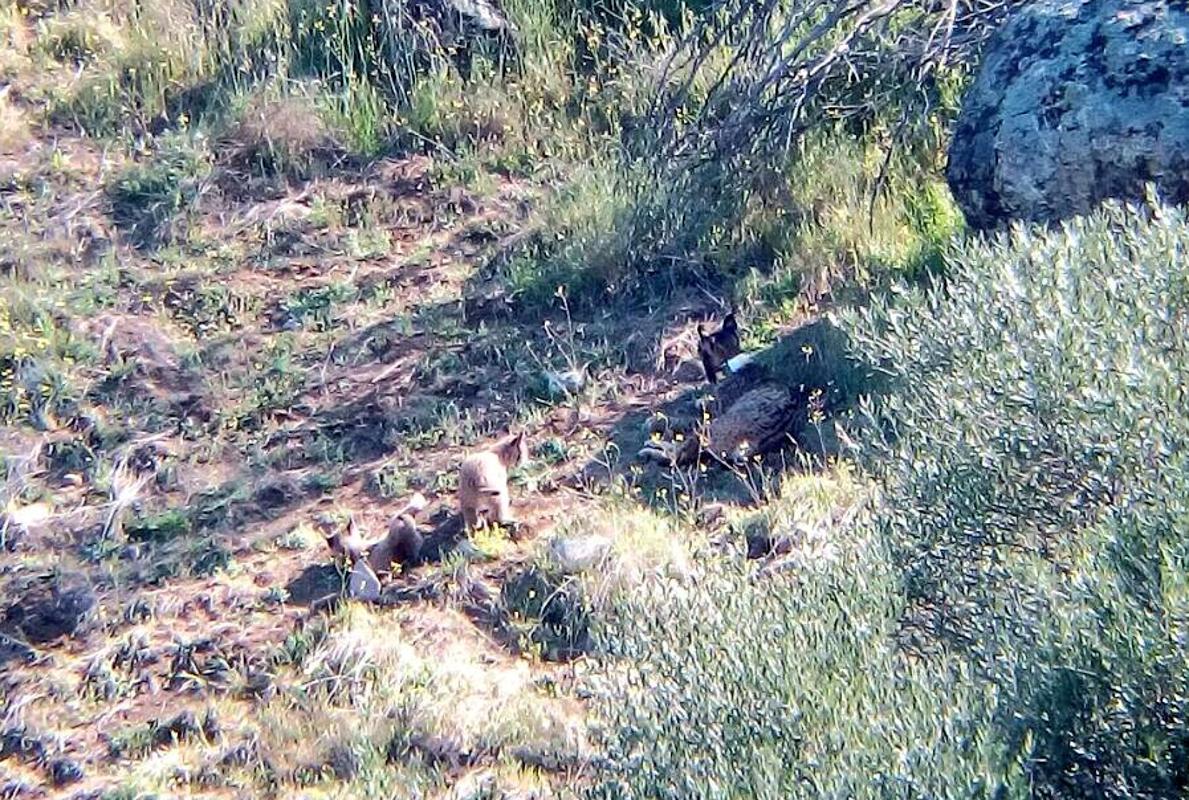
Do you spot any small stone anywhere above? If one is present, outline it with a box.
[550,535,612,573]
[543,368,586,397]
[348,560,381,602]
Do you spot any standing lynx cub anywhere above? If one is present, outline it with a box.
[458,431,528,530]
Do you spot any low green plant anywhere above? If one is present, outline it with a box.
[281,281,356,331]
[106,134,212,246]
[502,565,591,662]
[125,508,191,542]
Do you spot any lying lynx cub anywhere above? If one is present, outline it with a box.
[458,431,528,531]
[316,487,428,580]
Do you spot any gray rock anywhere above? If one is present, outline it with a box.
[376,0,519,78]
[543,368,586,397]
[347,560,382,602]
[948,0,1189,229]
[549,535,611,573]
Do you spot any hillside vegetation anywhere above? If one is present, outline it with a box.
[1,1,1185,799]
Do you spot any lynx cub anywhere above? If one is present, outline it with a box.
[458,431,528,530]
[368,493,429,572]
[697,313,741,384]
[317,492,428,575]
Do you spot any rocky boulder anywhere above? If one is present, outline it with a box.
[947,0,1189,229]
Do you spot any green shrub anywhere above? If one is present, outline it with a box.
[589,203,1189,798]
[587,549,1007,798]
[845,201,1189,797]
[126,509,191,542]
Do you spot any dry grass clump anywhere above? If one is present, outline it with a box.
[225,91,344,181]
[0,89,32,154]
[0,5,34,77]
[33,8,126,64]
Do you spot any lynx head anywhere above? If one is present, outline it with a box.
[698,313,741,384]
[316,512,358,561]
[495,431,529,469]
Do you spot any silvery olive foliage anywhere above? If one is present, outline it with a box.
[847,201,1189,797]
[586,555,1005,799]
[588,203,1189,798]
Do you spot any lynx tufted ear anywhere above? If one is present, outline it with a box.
[497,430,527,467]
